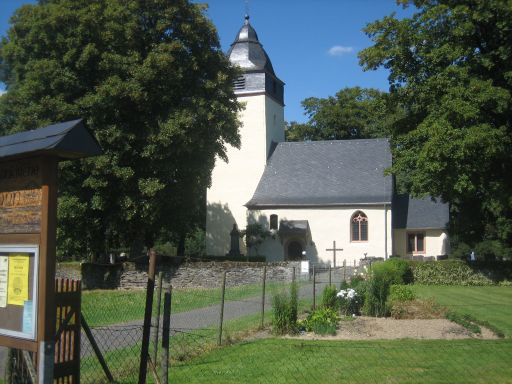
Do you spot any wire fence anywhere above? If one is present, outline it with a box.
[2,263,511,383]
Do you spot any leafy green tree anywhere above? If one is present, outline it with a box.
[285,87,397,141]
[0,0,241,259]
[359,0,512,247]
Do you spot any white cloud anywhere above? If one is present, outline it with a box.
[0,89,5,96]
[328,45,354,56]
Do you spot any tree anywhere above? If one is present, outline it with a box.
[285,87,397,142]
[0,0,241,259]
[359,0,512,247]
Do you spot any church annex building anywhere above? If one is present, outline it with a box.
[206,16,449,266]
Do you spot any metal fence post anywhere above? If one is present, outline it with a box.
[329,265,332,286]
[261,266,267,329]
[161,285,172,384]
[218,271,227,346]
[312,266,316,310]
[138,249,157,384]
[153,272,163,365]
[343,259,346,282]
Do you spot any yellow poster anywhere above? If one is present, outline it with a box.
[7,254,29,306]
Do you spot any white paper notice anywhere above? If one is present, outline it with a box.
[0,256,8,308]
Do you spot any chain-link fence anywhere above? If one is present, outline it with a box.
[2,262,511,383]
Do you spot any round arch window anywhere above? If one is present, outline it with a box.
[287,241,303,260]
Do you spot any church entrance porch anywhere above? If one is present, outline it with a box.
[286,240,304,260]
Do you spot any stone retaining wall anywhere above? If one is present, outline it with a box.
[72,261,303,290]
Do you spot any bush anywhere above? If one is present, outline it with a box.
[362,259,413,317]
[412,260,494,285]
[387,285,416,319]
[388,285,415,302]
[301,308,339,336]
[321,285,339,311]
[272,282,298,335]
[337,288,362,316]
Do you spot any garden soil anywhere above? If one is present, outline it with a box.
[281,317,498,341]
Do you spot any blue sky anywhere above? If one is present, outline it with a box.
[0,0,414,123]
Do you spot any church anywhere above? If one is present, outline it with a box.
[206,16,449,266]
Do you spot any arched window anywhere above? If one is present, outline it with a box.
[351,211,368,242]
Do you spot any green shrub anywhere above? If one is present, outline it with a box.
[412,260,494,285]
[321,285,339,311]
[388,285,415,302]
[363,275,390,317]
[272,282,298,335]
[301,308,339,336]
[338,288,363,316]
[387,285,416,319]
[362,259,413,317]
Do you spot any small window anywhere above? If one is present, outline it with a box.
[407,233,425,253]
[270,214,278,230]
[351,211,368,242]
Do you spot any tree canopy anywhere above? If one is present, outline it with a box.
[359,0,512,248]
[0,0,241,259]
[285,87,396,142]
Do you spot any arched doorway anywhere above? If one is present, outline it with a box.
[287,240,303,260]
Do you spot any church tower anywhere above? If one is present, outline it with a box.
[206,15,285,256]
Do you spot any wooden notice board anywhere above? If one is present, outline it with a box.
[0,245,39,340]
[0,157,45,351]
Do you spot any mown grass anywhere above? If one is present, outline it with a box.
[169,338,512,383]
[82,281,298,326]
[412,285,512,337]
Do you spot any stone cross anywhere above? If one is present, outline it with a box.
[326,241,343,267]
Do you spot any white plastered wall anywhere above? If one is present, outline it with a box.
[250,205,392,265]
[206,94,284,256]
[393,228,449,257]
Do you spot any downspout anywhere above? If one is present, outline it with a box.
[384,204,388,259]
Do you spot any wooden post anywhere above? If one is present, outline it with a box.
[161,285,172,384]
[138,249,157,384]
[312,266,316,310]
[152,272,163,365]
[38,157,58,384]
[260,266,266,329]
[218,271,227,346]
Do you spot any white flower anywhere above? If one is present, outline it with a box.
[337,290,346,298]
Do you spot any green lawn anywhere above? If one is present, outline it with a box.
[82,281,298,326]
[165,285,512,383]
[412,285,512,337]
[170,338,512,383]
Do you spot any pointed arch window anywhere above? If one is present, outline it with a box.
[351,211,368,242]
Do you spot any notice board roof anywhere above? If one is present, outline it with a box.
[0,119,102,161]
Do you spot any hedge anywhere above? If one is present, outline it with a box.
[411,260,494,286]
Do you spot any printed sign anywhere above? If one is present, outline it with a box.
[0,256,7,308]
[7,255,30,306]
[0,246,38,340]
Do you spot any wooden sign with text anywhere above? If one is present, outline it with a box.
[0,160,42,234]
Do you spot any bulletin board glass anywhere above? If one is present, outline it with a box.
[0,245,38,340]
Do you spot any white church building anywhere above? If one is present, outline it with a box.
[206,16,449,265]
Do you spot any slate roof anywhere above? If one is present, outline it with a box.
[0,119,102,161]
[246,139,393,208]
[393,194,449,229]
[227,15,275,75]
[279,220,310,237]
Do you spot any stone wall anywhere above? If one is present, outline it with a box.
[72,261,303,290]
